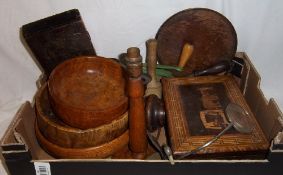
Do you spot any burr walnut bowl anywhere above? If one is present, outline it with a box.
[35,83,129,148]
[48,56,128,129]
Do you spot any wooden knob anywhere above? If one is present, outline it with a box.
[126,47,142,78]
[178,43,194,68]
[145,95,166,132]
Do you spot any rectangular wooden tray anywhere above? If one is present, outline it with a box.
[162,75,269,158]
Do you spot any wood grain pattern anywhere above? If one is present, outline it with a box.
[178,43,194,68]
[156,8,237,75]
[145,39,162,98]
[48,56,128,129]
[35,121,129,159]
[35,83,128,148]
[21,9,96,76]
[126,47,148,159]
[162,75,269,158]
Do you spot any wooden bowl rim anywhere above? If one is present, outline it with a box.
[36,83,128,133]
[35,120,129,159]
[48,56,128,111]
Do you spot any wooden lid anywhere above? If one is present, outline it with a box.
[162,75,269,158]
[156,8,237,74]
[35,83,129,148]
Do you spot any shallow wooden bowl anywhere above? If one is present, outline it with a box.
[48,56,128,129]
[35,83,128,148]
[35,121,129,159]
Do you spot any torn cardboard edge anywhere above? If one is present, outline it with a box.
[1,52,283,162]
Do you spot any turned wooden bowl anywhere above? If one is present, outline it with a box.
[48,56,128,129]
[35,120,129,159]
[35,83,128,148]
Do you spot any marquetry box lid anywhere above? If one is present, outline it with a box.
[162,75,269,159]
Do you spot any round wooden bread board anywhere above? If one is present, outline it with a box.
[156,8,237,74]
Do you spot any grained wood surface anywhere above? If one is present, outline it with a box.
[126,47,148,159]
[35,83,128,148]
[156,8,237,75]
[162,75,269,158]
[48,56,128,129]
[21,9,96,76]
[35,121,129,159]
[145,39,162,98]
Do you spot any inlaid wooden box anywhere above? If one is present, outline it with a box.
[162,75,269,158]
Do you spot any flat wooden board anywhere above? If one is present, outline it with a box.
[22,9,96,76]
[162,75,269,158]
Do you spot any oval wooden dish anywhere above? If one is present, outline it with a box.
[35,83,128,148]
[35,121,129,159]
[156,8,237,74]
[48,56,128,129]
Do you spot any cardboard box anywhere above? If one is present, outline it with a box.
[1,52,283,175]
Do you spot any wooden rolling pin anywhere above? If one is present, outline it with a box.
[126,47,148,159]
[178,43,194,68]
[145,39,162,98]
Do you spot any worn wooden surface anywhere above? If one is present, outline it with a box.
[178,43,194,68]
[35,121,129,159]
[21,9,96,76]
[48,56,128,129]
[35,83,128,148]
[162,75,269,158]
[145,94,166,132]
[156,8,237,75]
[144,39,162,98]
[126,47,148,159]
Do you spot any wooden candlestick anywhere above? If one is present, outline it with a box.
[126,47,148,159]
[145,39,162,98]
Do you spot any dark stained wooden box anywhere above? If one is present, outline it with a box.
[162,75,269,159]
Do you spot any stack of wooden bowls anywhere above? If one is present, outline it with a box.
[35,56,129,159]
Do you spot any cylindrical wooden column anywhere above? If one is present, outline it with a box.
[145,39,162,98]
[126,47,148,159]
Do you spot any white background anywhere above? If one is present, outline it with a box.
[0,0,283,174]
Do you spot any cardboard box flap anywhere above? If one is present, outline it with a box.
[1,103,30,150]
[236,53,283,143]
[0,102,58,161]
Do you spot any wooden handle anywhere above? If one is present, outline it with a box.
[146,39,158,82]
[193,61,230,76]
[178,43,194,68]
[126,47,148,159]
[145,39,162,98]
